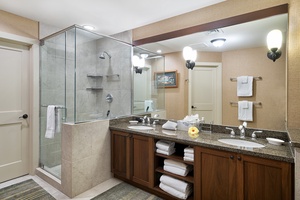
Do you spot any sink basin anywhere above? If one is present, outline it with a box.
[218,138,265,148]
[128,126,154,130]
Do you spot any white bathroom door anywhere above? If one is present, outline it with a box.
[189,62,222,124]
[0,42,30,183]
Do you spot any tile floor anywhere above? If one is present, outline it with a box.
[0,175,122,200]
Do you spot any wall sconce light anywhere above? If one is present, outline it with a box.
[132,55,145,74]
[183,46,197,70]
[210,38,226,47]
[267,29,282,62]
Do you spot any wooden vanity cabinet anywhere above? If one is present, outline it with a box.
[194,146,293,200]
[111,130,154,187]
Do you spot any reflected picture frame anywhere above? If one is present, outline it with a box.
[154,70,178,88]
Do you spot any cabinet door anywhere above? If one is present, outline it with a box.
[111,131,131,179]
[132,134,154,187]
[237,154,292,200]
[195,147,237,200]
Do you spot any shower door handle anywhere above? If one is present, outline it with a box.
[19,114,28,119]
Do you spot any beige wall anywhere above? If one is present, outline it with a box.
[0,10,39,39]
[222,46,286,130]
[133,0,300,129]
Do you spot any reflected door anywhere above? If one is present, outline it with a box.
[0,42,30,182]
[189,62,222,124]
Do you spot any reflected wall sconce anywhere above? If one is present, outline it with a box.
[267,29,282,62]
[210,38,226,47]
[183,46,197,70]
[132,55,145,74]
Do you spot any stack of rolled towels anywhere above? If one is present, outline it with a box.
[163,159,192,177]
[159,175,193,200]
[156,140,175,156]
[183,146,194,162]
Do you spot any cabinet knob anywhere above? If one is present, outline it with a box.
[237,156,242,161]
[230,155,234,159]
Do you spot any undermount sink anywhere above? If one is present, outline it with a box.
[218,138,265,148]
[128,126,154,130]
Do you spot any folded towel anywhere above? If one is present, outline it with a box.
[45,106,56,138]
[156,140,175,151]
[160,175,192,194]
[163,165,191,177]
[164,159,188,171]
[156,148,175,156]
[238,101,253,121]
[184,147,194,154]
[159,183,191,200]
[162,130,177,136]
[183,157,194,162]
[162,120,178,130]
[184,152,194,159]
[237,76,253,97]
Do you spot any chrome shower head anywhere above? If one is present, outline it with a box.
[99,51,111,59]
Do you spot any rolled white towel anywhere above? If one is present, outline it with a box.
[159,183,191,200]
[163,165,191,177]
[183,157,194,162]
[156,140,175,151]
[184,152,194,159]
[164,159,188,171]
[156,148,175,156]
[162,120,178,130]
[184,147,194,154]
[160,175,192,194]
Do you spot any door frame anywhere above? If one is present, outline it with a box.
[188,62,222,124]
[0,31,39,176]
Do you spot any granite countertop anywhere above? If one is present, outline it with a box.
[288,129,300,148]
[110,122,294,163]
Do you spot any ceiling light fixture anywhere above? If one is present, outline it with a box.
[183,46,197,70]
[156,50,162,53]
[82,25,95,30]
[211,38,226,47]
[267,29,282,62]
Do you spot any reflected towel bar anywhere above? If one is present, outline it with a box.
[230,76,262,81]
[41,105,66,109]
[230,102,262,106]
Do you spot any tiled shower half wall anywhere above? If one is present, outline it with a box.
[39,26,132,179]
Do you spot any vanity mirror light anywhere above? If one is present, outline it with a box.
[132,5,288,131]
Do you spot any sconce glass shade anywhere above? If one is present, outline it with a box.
[183,46,193,60]
[132,55,140,67]
[211,38,226,47]
[267,29,282,50]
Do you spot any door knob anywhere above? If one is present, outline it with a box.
[19,114,28,119]
[191,105,197,109]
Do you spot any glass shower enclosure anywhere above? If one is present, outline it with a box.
[39,25,133,179]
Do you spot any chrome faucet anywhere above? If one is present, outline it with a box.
[239,122,247,138]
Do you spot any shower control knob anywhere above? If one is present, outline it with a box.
[19,114,28,119]
[191,105,197,109]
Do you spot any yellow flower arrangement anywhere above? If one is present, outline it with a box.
[188,126,199,138]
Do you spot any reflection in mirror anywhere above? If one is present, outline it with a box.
[132,47,166,117]
[135,13,288,131]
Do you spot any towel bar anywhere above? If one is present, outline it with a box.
[230,76,262,81]
[230,102,262,106]
[41,105,66,109]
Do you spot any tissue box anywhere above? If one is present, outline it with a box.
[177,120,192,131]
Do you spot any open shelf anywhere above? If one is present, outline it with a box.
[153,186,193,200]
[155,153,194,166]
[156,167,194,183]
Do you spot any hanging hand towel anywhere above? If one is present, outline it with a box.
[237,76,253,97]
[45,105,56,138]
[238,101,253,121]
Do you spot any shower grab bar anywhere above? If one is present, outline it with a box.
[230,102,262,106]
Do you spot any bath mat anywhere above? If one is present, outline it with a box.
[91,182,163,200]
[0,179,55,200]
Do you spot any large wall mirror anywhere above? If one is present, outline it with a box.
[133,6,288,131]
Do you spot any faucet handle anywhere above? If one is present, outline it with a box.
[251,131,263,138]
[226,127,235,136]
[153,119,159,126]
